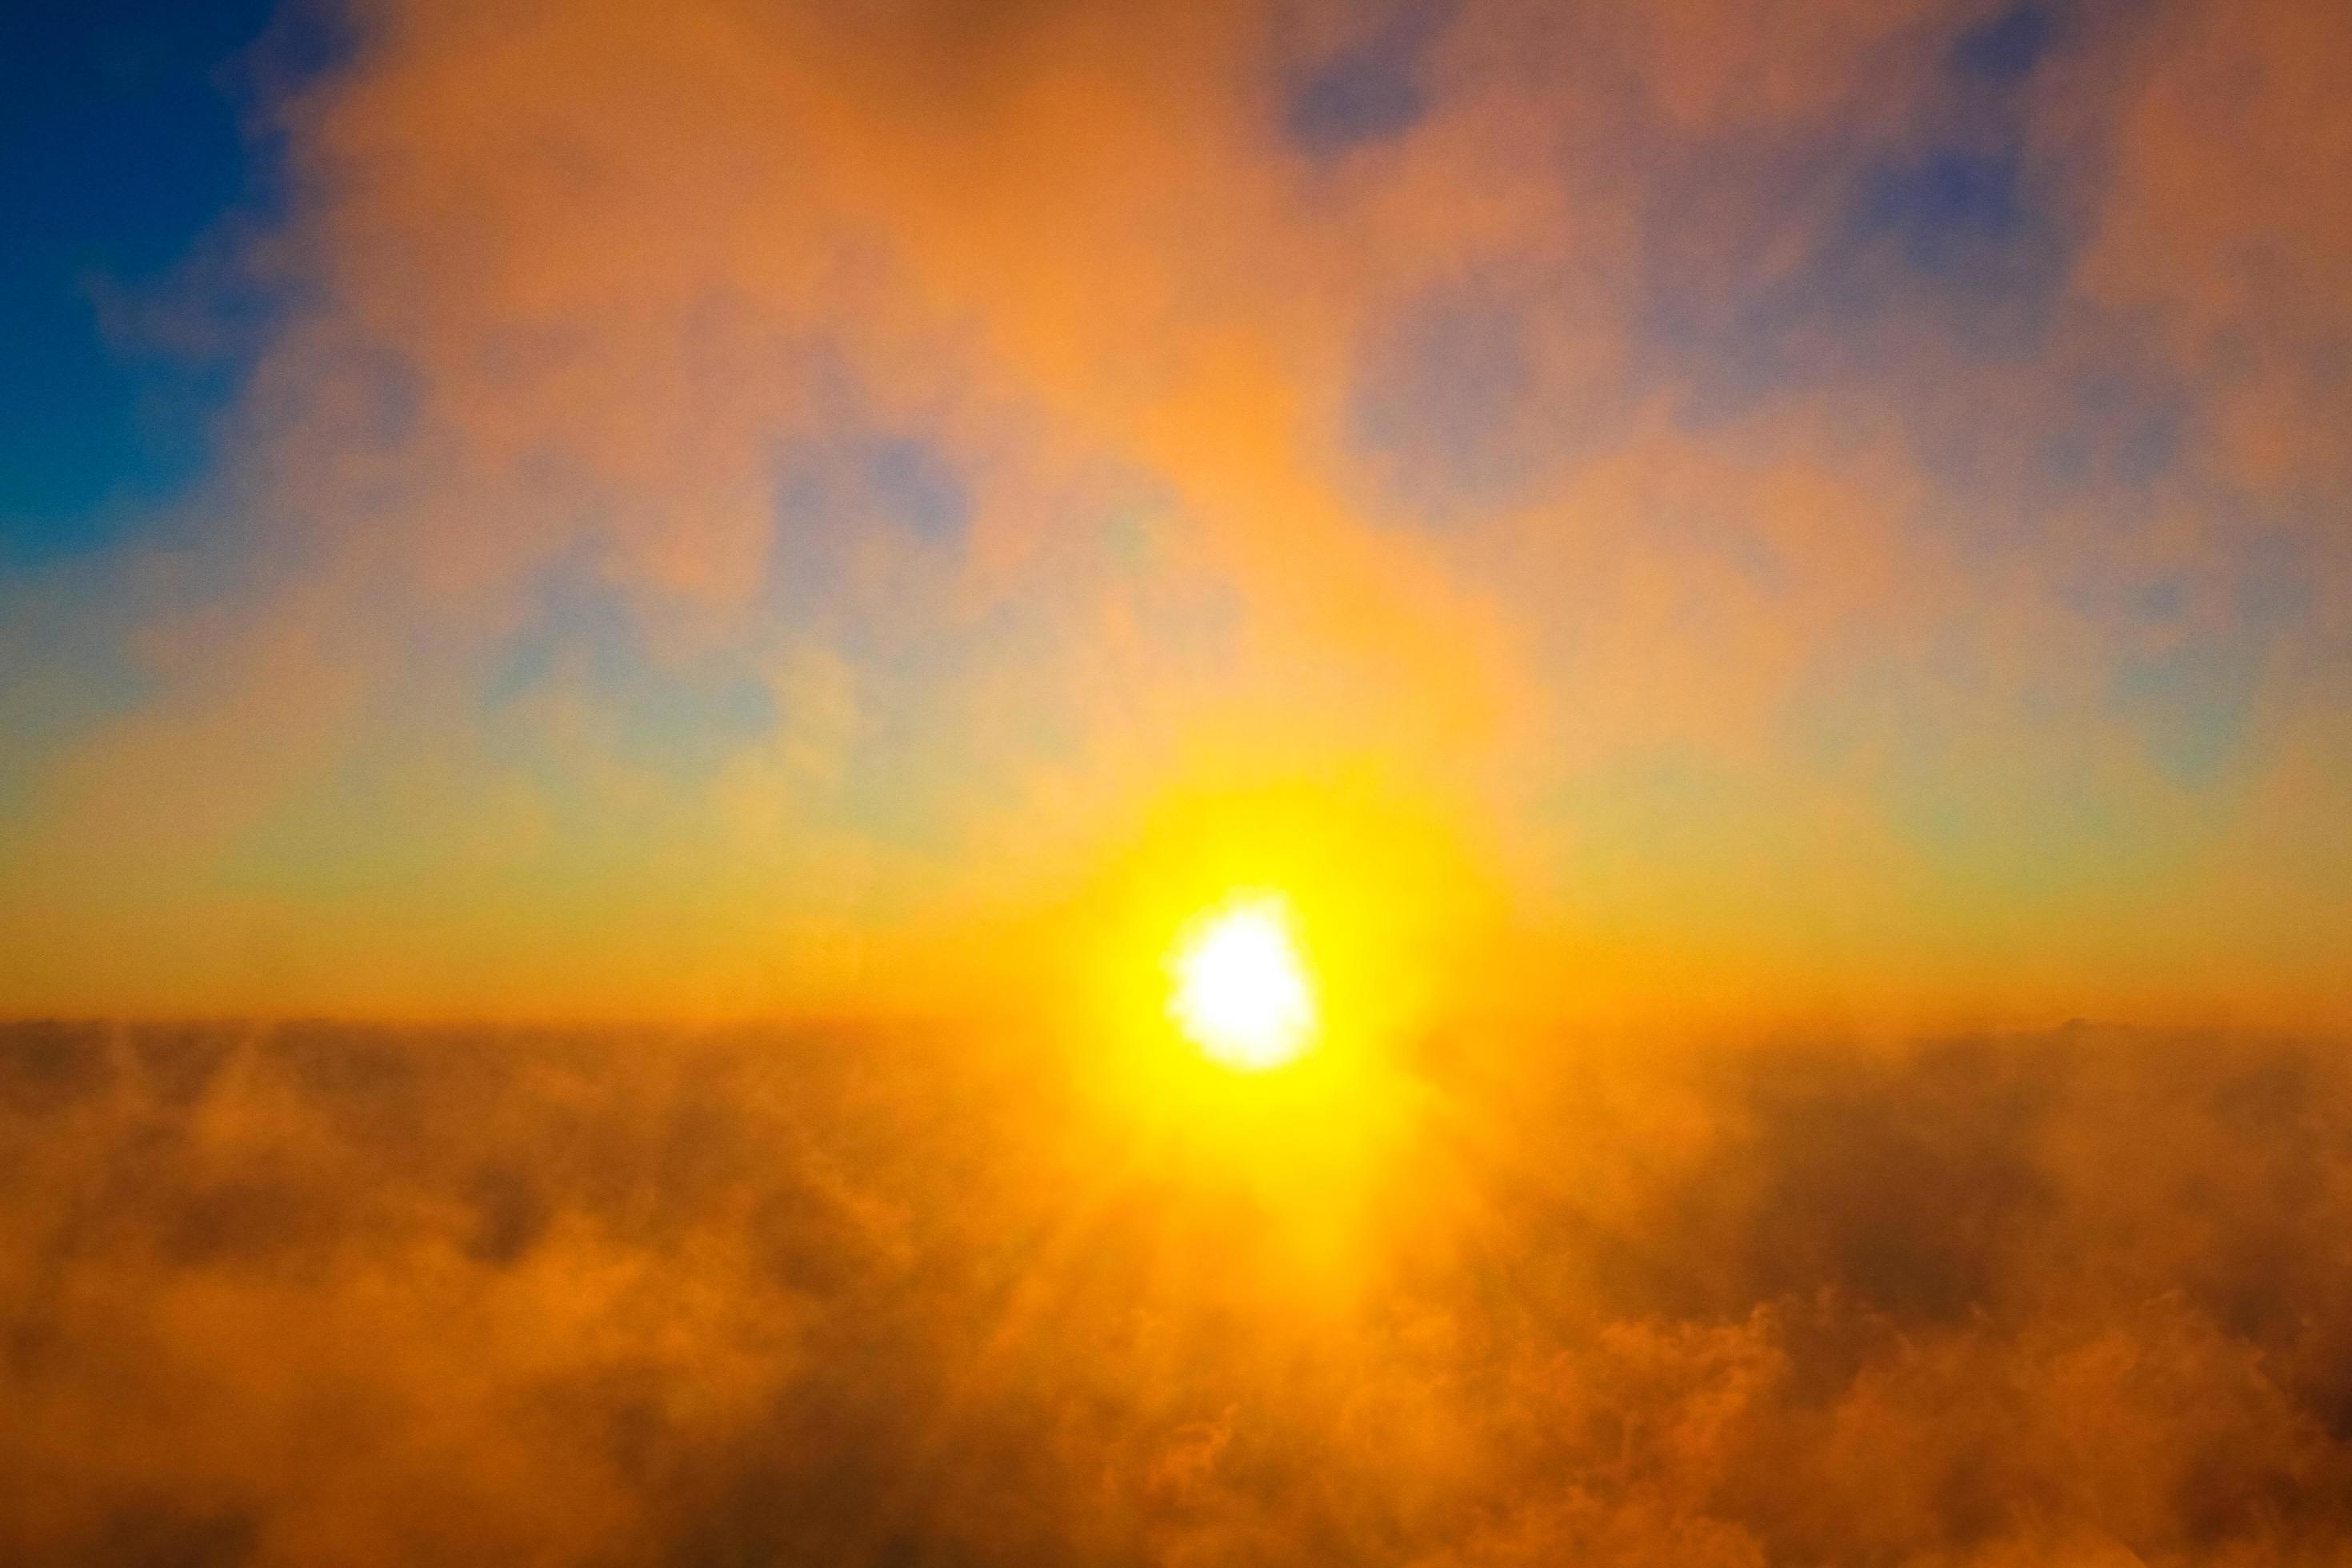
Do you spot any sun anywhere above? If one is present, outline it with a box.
[1166,894,1318,1070]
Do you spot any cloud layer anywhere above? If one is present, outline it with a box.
[7,1019,2352,1563]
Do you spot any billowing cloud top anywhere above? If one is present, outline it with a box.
[8,1018,2352,1562]
[2,0,2348,1022]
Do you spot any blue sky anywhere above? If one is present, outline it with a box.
[0,0,317,562]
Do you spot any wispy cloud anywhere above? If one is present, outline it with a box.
[0,0,2345,1022]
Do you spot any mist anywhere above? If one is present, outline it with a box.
[8,1018,2350,1565]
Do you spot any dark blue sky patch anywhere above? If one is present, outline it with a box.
[1287,47,1422,156]
[1629,0,2090,442]
[1282,3,1449,158]
[864,436,970,542]
[2034,370,2188,494]
[1634,130,2062,452]
[2111,404,2184,489]
[1950,3,2057,81]
[773,430,971,544]
[1858,150,2028,274]
[757,423,975,666]
[765,426,973,626]
[2130,575,2187,625]
[0,0,344,565]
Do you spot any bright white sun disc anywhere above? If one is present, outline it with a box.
[1166,897,1317,1070]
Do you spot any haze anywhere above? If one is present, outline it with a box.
[2,0,2349,1562]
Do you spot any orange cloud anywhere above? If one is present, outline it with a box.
[0,0,2346,1025]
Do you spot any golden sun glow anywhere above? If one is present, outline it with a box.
[1167,895,1318,1070]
